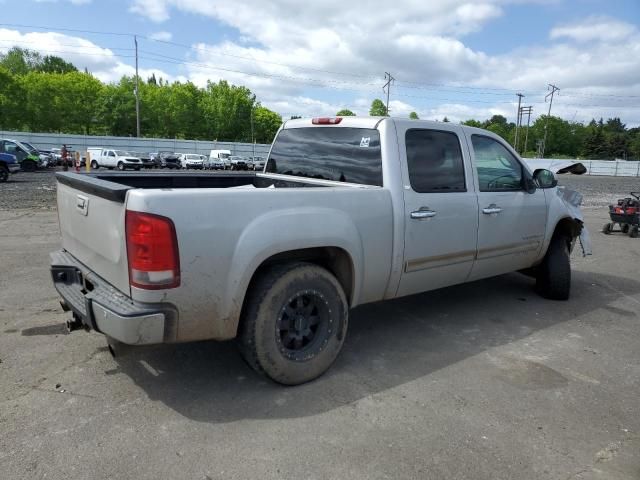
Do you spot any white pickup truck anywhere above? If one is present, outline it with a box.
[51,117,591,385]
[88,148,143,171]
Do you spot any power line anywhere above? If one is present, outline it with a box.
[383,72,395,115]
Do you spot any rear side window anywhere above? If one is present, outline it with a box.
[266,127,383,186]
[405,129,466,192]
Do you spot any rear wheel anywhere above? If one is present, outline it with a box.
[630,227,639,238]
[117,161,124,171]
[621,224,630,234]
[536,235,571,300]
[602,223,612,234]
[0,165,8,183]
[238,262,349,385]
[90,160,99,169]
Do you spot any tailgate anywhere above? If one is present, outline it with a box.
[56,181,130,295]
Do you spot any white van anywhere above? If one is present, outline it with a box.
[207,149,231,170]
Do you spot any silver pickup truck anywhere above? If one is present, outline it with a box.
[51,117,591,385]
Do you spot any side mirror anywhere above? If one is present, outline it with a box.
[533,169,558,189]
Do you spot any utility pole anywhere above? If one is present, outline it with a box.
[514,93,524,151]
[521,106,533,154]
[541,84,559,158]
[383,72,395,116]
[134,35,141,137]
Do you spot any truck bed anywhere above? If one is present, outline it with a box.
[56,171,328,202]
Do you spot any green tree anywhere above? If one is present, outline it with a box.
[369,99,387,116]
[409,111,419,119]
[38,55,77,74]
[462,119,482,128]
[253,106,282,143]
[0,66,24,130]
[336,109,355,116]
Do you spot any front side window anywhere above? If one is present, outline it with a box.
[471,135,523,192]
[405,129,466,193]
[267,127,383,186]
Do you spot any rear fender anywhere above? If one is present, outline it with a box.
[220,207,364,337]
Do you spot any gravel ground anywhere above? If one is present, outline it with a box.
[2,168,638,211]
[1,169,640,479]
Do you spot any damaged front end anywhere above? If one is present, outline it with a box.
[557,186,592,257]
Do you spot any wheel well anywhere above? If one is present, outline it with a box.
[553,217,582,246]
[247,247,355,305]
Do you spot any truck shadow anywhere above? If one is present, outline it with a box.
[109,269,639,424]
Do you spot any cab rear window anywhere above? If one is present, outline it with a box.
[266,127,383,186]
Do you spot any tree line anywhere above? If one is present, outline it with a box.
[0,47,283,143]
[335,99,640,160]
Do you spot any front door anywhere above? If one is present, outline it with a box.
[397,125,479,298]
[467,133,547,281]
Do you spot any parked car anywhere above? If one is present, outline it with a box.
[88,148,142,170]
[49,148,62,165]
[0,139,42,171]
[250,156,266,171]
[206,149,231,170]
[229,155,249,170]
[0,152,20,182]
[179,153,205,170]
[158,151,181,169]
[132,152,157,169]
[148,153,162,169]
[50,116,591,386]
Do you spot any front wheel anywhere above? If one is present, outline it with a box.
[0,165,8,183]
[602,223,612,234]
[630,227,639,238]
[238,262,349,385]
[21,160,37,172]
[536,235,571,300]
[117,161,124,171]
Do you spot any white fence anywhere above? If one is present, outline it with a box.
[581,160,640,177]
[0,131,272,158]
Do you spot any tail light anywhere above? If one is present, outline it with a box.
[125,210,180,289]
[312,117,343,125]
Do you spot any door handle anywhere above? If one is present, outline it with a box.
[482,204,502,215]
[411,209,437,219]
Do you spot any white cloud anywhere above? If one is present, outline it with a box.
[550,16,637,43]
[0,28,174,84]
[129,0,170,22]
[122,1,640,125]
[148,31,173,41]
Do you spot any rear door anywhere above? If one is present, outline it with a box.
[397,124,479,297]
[466,133,547,281]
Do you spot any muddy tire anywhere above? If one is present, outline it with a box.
[536,235,571,300]
[238,262,349,385]
[602,223,612,234]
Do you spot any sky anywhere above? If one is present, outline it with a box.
[0,0,639,125]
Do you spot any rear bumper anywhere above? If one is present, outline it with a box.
[50,250,178,345]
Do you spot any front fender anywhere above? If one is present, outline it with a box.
[220,207,365,337]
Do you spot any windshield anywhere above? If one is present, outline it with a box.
[219,153,230,159]
[266,127,383,186]
[115,150,131,156]
[20,142,39,153]
[186,154,200,160]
